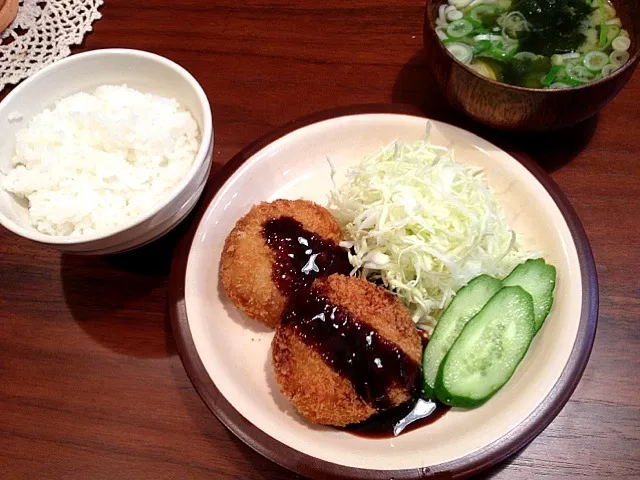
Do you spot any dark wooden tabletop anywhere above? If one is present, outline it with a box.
[1,1,639,479]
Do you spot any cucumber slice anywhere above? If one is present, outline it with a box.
[422,275,502,399]
[502,258,556,331]
[435,286,535,408]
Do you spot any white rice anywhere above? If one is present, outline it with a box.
[1,85,200,237]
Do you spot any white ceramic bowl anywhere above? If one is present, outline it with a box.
[0,49,213,255]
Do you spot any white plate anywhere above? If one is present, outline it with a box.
[170,111,597,479]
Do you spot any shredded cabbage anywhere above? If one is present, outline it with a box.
[327,128,536,334]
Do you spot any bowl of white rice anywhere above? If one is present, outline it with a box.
[0,49,213,255]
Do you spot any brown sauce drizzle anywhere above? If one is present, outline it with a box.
[345,398,449,438]
[281,289,421,410]
[263,216,351,296]
[264,216,448,436]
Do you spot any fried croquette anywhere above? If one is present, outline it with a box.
[220,199,343,328]
[272,274,422,427]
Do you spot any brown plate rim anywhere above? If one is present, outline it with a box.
[168,104,599,479]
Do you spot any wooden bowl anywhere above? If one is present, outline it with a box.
[423,0,640,131]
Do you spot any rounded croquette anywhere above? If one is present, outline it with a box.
[220,199,343,328]
[272,274,422,427]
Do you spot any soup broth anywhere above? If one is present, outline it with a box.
[436,0,631,88]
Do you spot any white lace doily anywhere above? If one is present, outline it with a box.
[0,0,104,92]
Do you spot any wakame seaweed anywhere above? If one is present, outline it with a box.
[512,0,594,56]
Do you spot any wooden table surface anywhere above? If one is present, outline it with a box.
[1,1,639,479]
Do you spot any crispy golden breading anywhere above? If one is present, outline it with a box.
[220,199,342,328]
[272,274,422,427]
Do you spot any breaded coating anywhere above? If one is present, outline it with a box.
[272,274,422,427]
[220,199,342,328]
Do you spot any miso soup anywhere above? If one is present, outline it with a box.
[436,0,632,89]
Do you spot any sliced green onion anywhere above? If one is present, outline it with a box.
[464,14,481,28]
[446,9,464,21]
[599,24,608,48]
[450,0,473,8]
[474,34,504,42]
[447,19,474,38]
[436,26,448,41]
[583,50,609,72]
[601,64,619,76]
[472,39,492,54]
[563,58,583,69]
[620,29,629,38]
[606,18,622,27]
[549,82,571,89]
[444,5,458,18]
[472,26,491,35]
[610,50,630,66]
[551,54,564,65]
[454,36,475,46]
[485,40,519,61]
[502,11,530,40]
[561,52,581,60]
[469,4,502,26]
[612,36,631,52]
[467,0,495,8]
[595,24,621,50]
[566,64,594,83]
[603,2,616,20]
[439,4,448,24]
[542,65,563,87]
[447,42,474,64]
[597,0,607,47]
